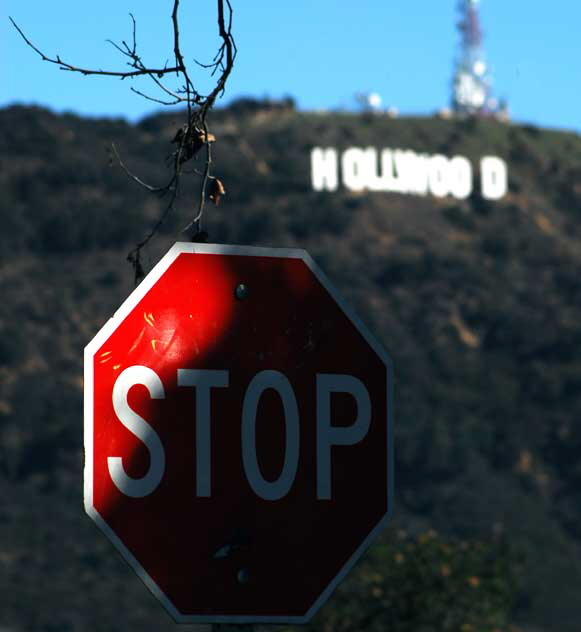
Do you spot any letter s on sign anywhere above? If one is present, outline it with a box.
[108,366,166,498]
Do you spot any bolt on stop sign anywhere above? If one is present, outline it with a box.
[84,243,394,623]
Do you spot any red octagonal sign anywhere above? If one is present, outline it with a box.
[84,243,393,623]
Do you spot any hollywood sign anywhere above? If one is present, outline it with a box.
[311,147,509,200]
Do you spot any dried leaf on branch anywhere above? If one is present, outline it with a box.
[208,178,226,205]
[172,126,217,164]
[11,0,236,285]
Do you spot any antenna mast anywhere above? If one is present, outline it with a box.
[452,0,496,115]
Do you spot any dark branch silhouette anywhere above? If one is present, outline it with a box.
[10,0,236,284]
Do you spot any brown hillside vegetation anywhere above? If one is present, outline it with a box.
[1,102,581,631]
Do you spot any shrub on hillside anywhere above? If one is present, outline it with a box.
[285,529,519,632]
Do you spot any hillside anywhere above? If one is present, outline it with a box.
[1,102,581,631]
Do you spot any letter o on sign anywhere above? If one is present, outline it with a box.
[428,155,450,198]
[242,370,300,501]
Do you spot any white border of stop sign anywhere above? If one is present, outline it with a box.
[84,242,394,624]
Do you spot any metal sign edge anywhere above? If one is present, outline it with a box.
[298,249,395,622]
[83,241,394,623]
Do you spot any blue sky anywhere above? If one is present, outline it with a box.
[3,0,581,131]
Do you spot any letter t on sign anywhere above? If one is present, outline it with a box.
[177,369,229,498]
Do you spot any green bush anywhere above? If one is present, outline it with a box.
[288,529,519,632]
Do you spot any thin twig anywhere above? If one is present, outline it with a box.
[130,87,182,106]
[147,72,189,103]
[10,1,236,285]
[10,17,180,79]
[110,144,173,193]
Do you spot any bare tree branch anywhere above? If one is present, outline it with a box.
[10,17,181,79]
[10,0,236,285]
[109,144,174,193]
[129,87,182,106]
[146,72,189,103]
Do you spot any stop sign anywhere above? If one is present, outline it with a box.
[84,243,393,623]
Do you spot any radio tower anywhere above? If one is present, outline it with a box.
[452,0,496,115]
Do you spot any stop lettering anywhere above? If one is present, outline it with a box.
[109,366,372,501]
[84,243,393,622]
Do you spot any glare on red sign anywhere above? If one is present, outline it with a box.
[84,243,393,623]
